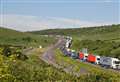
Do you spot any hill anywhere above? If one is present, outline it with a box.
[0,26,120,82]
[30,24,120,58]
[0,27,56,47]
[1,47,120,82]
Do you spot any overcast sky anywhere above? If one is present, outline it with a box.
[0,0,119,31]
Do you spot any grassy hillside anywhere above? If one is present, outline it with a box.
[31,24,120,41]
[55,48,120,82]
[0,47,77,82]
[1,47,120,82]
[31,24,120,58]
[31,24,119,36]
[0,27,56,47]
[0,25,120,82]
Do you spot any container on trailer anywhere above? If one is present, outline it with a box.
[87,54,101,64]
[100,57,112,67]
[100,57,120,69]
[65,36,72,48]
[79,52,84,60]
[87,54,96,63]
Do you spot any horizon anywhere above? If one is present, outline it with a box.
[1,24,119,32]
[0,0,119,31]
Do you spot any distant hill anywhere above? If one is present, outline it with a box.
[30,24,120,58]
[31,24,120,35]
[31,24,120,42]
[0,27,55,47]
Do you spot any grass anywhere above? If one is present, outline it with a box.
[1,25,120,82]
[54,48,120,82]
[71,38,120,58]
[0,27,56,47]
[1,46,120,82]
[31,24,120,40]
[31,24,120,58]
[0,47,78,82]
[0,45,120,82]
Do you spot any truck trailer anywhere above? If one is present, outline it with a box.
[100,57,120,69]
[79,52,84,60]
[87,54,100,64]
[79,52,88,61]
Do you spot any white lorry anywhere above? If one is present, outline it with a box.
[95,55,101,64]
[100,57,120,69]
[65,36,72,48]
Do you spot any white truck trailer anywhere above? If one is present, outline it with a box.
[100,57,120,69]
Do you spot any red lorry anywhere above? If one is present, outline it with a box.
[79,52,84,60]
[87,54,96,63]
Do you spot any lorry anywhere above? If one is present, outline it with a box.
[65,40,72,48]
[71,50,78,59]
[87,54,100,64]
[61,47,71,56]
[87,54,96,63]
[79,51,88,61]
[100,57,120,69]
[79,52,84,60]
[65,36,72,48]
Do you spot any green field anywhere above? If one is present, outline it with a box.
[31,24,120,58]
[0,27,56,47]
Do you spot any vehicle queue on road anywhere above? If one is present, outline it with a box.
[60,36,120,70]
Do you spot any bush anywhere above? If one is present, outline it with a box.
[2,46,12,57]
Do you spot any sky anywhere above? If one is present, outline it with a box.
[0,0,120,31]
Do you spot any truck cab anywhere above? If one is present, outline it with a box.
[95,56,100,64]
[111,58,120,69]
[71,50,78,59]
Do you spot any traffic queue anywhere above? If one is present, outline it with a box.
[60,36,120,70]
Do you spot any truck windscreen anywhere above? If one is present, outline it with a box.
[114,61,120,64]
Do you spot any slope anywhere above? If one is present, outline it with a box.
[30,24,120,58]
[0,27,56,47]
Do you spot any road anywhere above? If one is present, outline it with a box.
[39,37,87,77]
[40,37,65,65]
